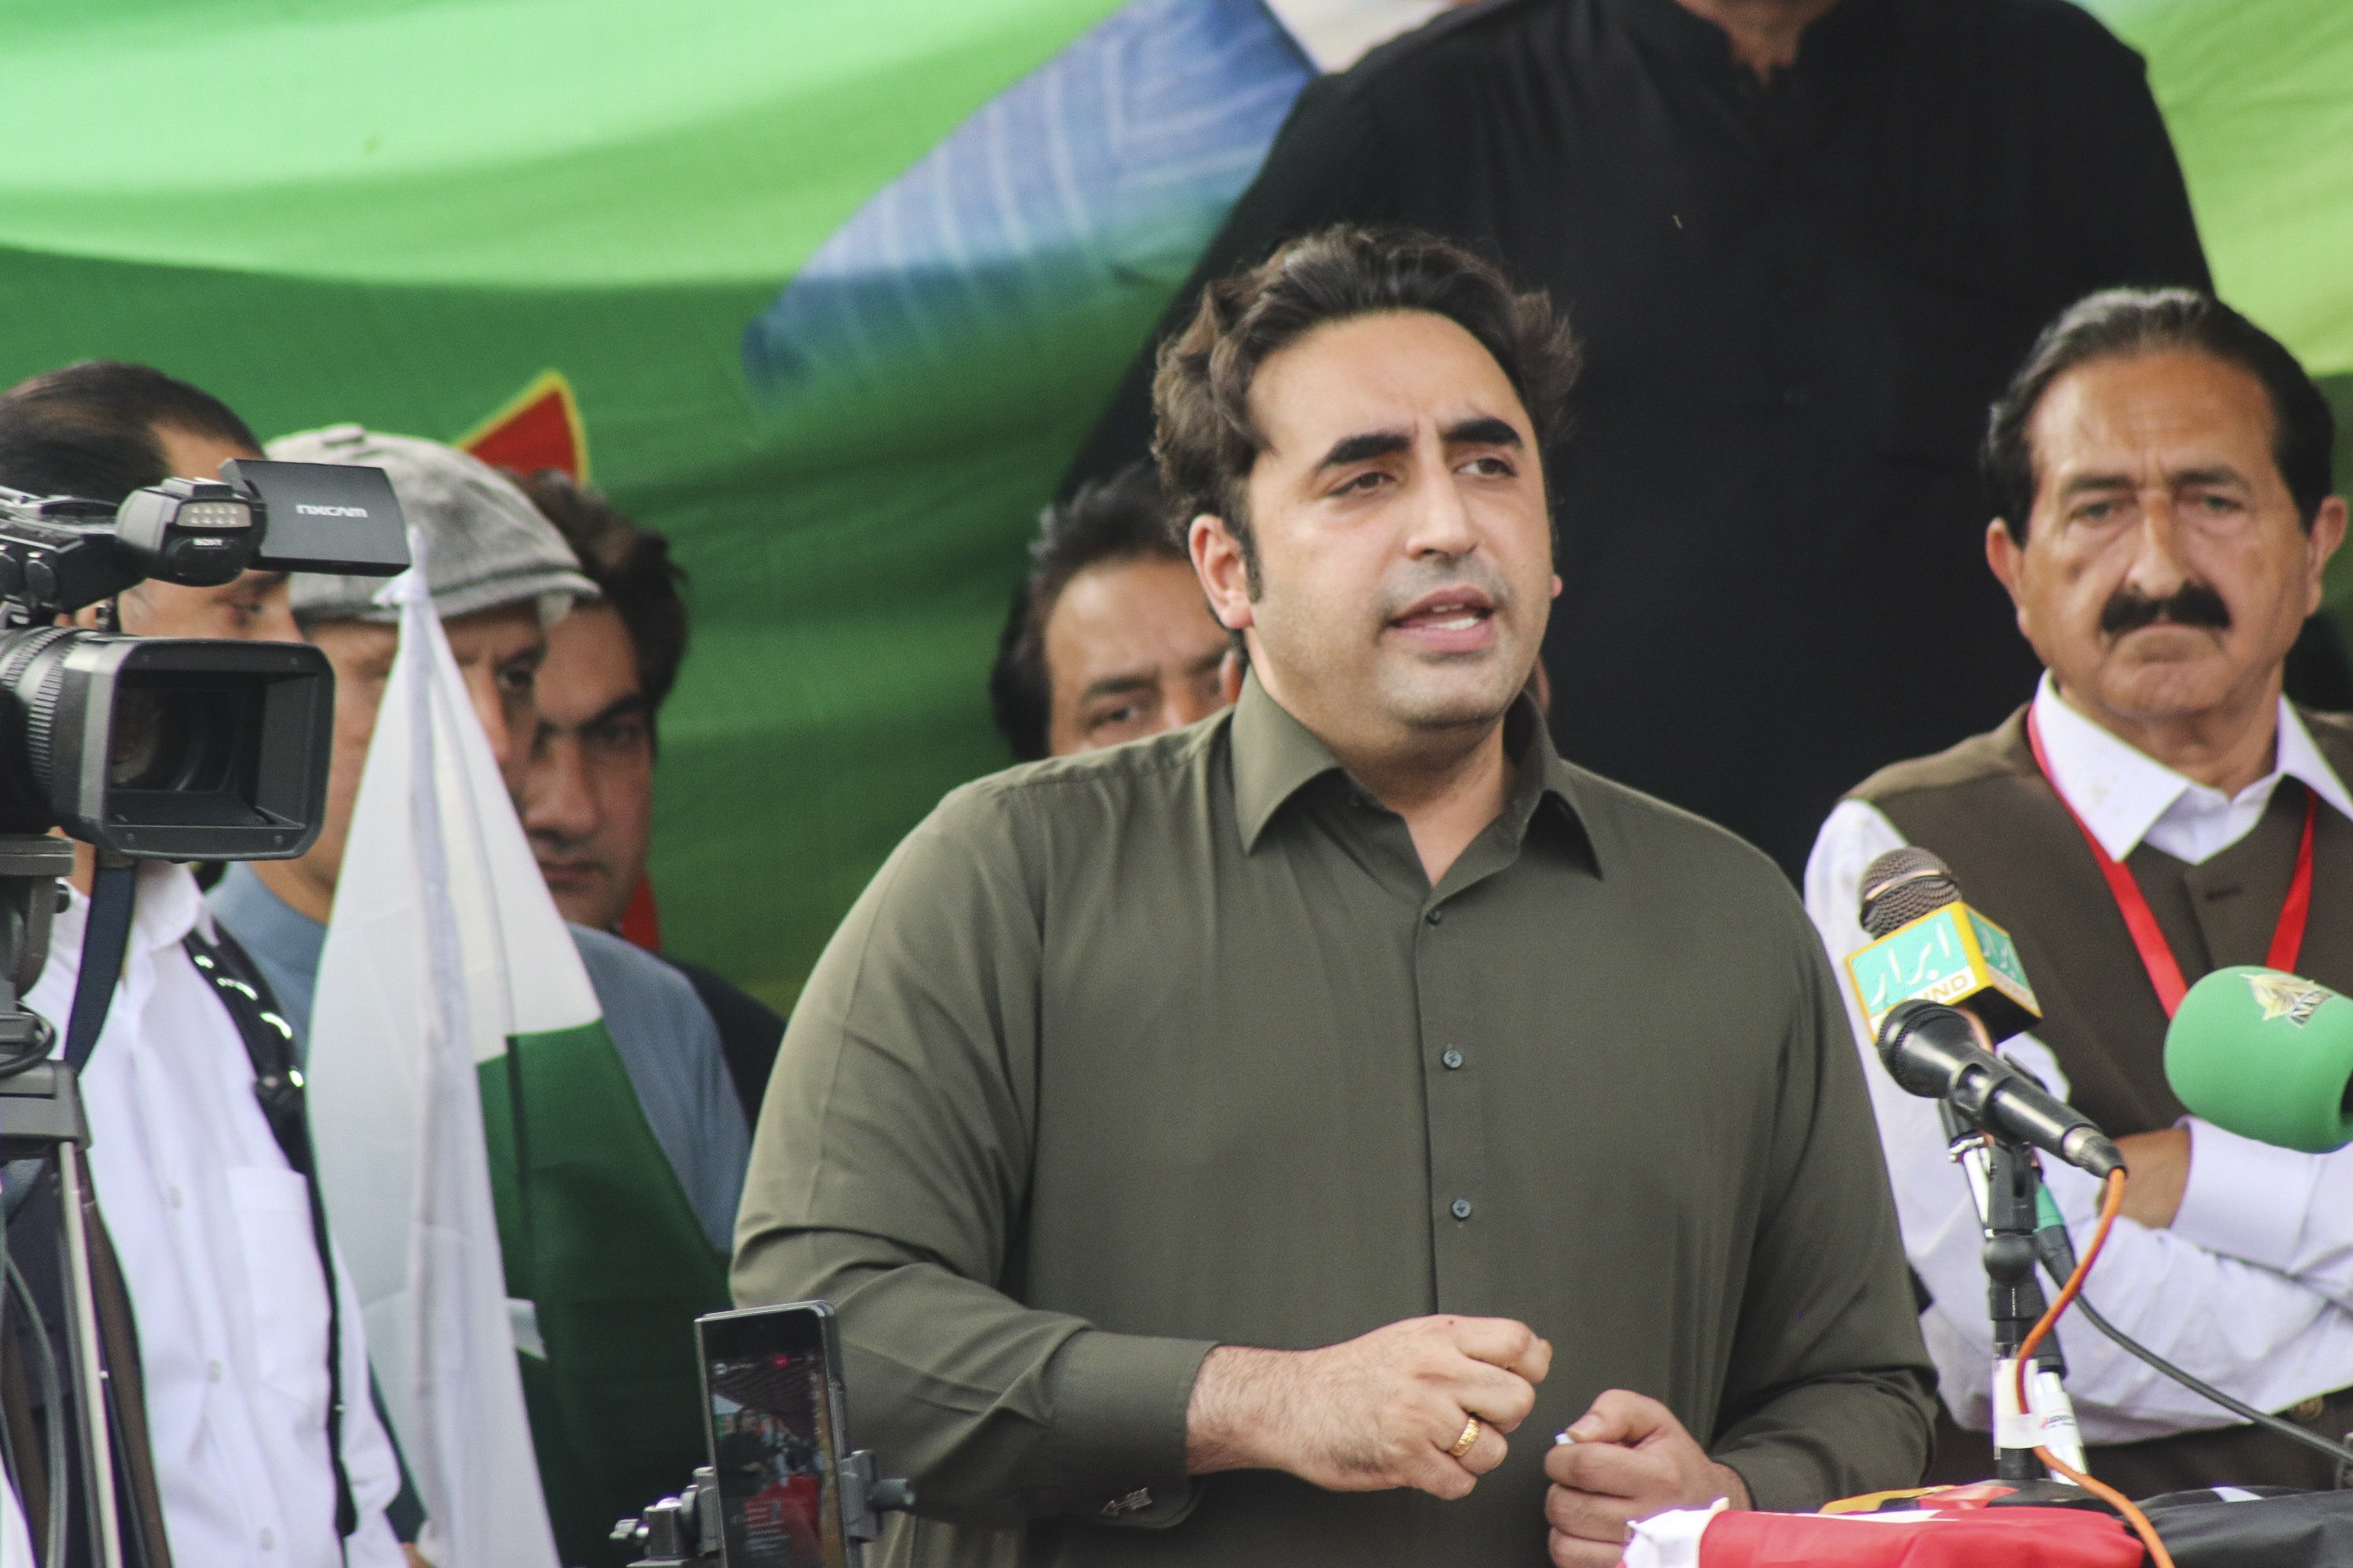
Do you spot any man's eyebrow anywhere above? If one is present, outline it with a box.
[1444,416,1523,449]
[1184,646,1225,676]
[541,692,652,741]
[1316,431,1412,472]
[2059,464,2251,498]
[1079,672,1156,704]
[583,692,652,728]
[494,641,549,672]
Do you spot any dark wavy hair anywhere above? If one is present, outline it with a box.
[989,462,1181,761]
[509,470,690,747]
[1984,288,2335,537]
[1150,225,1579,585]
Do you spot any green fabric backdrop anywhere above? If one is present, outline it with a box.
[0,0,2345,1007]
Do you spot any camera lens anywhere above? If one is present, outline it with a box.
[106,684,163,788]
[106,684,232,793]
[0,630,332,856]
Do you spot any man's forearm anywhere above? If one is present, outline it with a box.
[2171,1123,2353,1307]
[736,1226,1212,1524]
[1185,1345,1282,1474]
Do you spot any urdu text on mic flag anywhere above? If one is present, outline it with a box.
[305,535,727,1566]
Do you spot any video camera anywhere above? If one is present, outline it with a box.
[0,458,407,861]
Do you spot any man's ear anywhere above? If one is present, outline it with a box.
[1189,514,1255,632]
[1986,519,2027,608]
[1986,517,2047,652]
[2305,497,2349,616]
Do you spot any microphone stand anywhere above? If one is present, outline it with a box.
[1940,1101,2088,1492]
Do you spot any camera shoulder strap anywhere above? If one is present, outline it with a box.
[63,860,138,1072]
[179,925,358,1548]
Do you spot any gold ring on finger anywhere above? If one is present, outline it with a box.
[1447,1416,1482,1459]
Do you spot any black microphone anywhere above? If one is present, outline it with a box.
[1878,999,2123,1178]
[1855,847,2123,1178]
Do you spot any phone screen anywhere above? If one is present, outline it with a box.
[699,1304,852,1568]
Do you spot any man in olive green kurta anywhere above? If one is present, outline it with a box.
[734,229,1932,1567]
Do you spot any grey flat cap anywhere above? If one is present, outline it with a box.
[270,423,597,624]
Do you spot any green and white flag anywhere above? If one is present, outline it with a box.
[308,540,726,1567]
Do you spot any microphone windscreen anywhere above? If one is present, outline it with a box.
[1860,846,1961,938]
[2167,967,2353,1153]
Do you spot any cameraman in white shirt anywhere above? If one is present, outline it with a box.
[0,363,405,1568]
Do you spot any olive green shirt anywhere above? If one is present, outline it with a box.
[734,677,1932,1566]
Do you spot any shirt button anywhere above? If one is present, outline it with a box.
[2290,1395,2327,1423]
[1425,908,1444,926]
[206,1359,223,1383]
[166,1186,183,1210]
[258,1527,275,1550]
[1450,1198,1473,1220]
[1441,1049,1464,1070]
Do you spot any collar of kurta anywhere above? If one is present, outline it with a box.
[1602,0,1901,90]
[1227,670,1590,860]
[2030,671,2353,862]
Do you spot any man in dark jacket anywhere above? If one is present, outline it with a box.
[1066,0,2269,876]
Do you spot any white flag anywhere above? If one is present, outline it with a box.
[306,537,577,1568]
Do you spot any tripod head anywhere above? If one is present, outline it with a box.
[0,837,74,1075]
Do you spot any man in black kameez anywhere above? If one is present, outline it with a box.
[1066,0,2248,875]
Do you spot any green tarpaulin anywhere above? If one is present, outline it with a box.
[1,0,2347,1007]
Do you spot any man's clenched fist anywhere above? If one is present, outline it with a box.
[1186,1315,1552,1500]
[1544,1390,1748,1566]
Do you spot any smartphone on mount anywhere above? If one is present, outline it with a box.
[697,1302,856,1568]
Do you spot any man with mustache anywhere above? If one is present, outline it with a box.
[737,227,1932,1567]
[1806,288,2353,1492]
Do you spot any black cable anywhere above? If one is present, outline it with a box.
[2035,1225,2353,1470]
[0,1194,12,1511]
[9,1239,66,1568]
[0,991,57,1089]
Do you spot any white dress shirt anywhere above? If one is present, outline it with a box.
[25,862,403,1568]
[1804,675,2353,1444]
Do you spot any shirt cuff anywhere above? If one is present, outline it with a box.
[2171,1118,2319,1272]
[1039,1328,1217,1525]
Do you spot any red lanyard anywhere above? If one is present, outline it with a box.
[2026,708,2315,1018]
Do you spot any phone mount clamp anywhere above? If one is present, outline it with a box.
[613,1454,914,1568]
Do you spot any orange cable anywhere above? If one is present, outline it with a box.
[2015,1168,2175,1568]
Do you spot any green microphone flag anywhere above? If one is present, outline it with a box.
[1844,902,2041,1042]
[2167,968,2353,1153]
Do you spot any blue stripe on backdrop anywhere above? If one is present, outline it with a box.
[742,0,1314,405]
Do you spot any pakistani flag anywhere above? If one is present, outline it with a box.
[307,545,728,1567]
